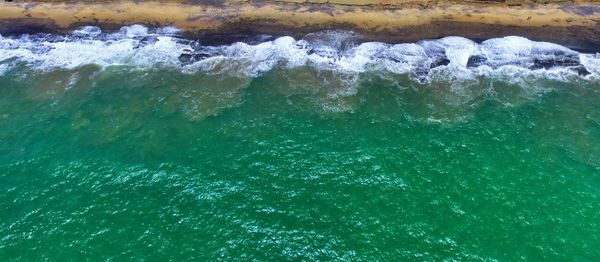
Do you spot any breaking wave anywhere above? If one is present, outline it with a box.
[0,25,599,83]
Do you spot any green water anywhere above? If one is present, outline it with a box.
[1,66,600,260]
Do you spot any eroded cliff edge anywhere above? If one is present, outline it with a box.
[1,0,600,49]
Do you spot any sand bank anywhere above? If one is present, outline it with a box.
[0,1,599,48]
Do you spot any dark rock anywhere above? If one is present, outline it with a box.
[530,57,579,69]
[246,34,276,45]
[139,35,158,45]
[130,35,158,49]
[466,55,487,68]
[178,50,211,65]
[430,57,450,68]
[178,53,194,64]
[529,49,580,69]
[571,65,591,76]
[176,39,194,46]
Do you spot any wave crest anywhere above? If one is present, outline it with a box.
[0,25,599,84]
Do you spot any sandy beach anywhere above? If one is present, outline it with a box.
[0,0,599,48]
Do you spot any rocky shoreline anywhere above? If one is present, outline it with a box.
[1,0,599,49]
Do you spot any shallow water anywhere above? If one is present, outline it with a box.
[1,26,600,260]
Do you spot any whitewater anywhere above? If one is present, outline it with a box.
[0,25,598,84]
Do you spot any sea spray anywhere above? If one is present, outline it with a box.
[1,25,598,83]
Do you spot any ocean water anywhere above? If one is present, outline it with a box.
[1,25,600,260]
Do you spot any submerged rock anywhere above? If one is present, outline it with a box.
[466,55,487,68]
[571,65,591,76]
[178,49,212,64]
[431,57,451,68]
[529,54,580,70]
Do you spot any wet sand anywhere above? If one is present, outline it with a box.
[0,1,599,49]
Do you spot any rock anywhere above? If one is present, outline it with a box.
[430,57,450,68]
[178,50,212,64]
[571,65,591,76]
[466,55,487,68]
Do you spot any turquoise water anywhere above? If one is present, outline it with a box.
[1,28,600,260]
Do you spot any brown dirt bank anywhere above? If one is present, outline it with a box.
[1,0,600,50]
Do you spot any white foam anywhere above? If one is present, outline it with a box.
[156,27,182,36]
[581,53,600,76]
[0,25,598,84]
[119,24,149,38]
[436,36,479,67]
[480,36,535,67]
[0,63,8,76]
[72,26,102,37]
[0,30,185,70]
